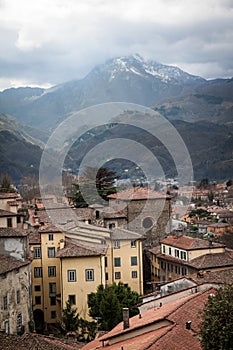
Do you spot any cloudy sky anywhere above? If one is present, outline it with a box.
[0,0,233,90]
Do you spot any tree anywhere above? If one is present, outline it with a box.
[61,301,79,332]
[200,284,233,350]
[198,178,209,189]
[70,166,118,207]
[88,282,140,331]
[0,172,14,192]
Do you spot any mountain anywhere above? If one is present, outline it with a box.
[0,54,232,182]
[0,54,205,130]
[0,114,43,182]
[153,78,233,124]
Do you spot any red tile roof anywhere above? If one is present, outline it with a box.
[56,237,107,258]
[0,227,29,237]
[82,289,214,350]
[190,250,233,269]
[0,256,30,274]
[160,235,225,250]
[0,209,17,217]
[108,187,170,200]
[0,333,83,349]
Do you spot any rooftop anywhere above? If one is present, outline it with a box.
[56,237,107,258]
[0,209,17,217]
[0,333,83,350]
[82,288,215,350]
[0,255,30,274]
[0,227,29,237]
[160,235,225,250]
[108,187,170,201]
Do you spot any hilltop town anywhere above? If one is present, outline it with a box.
[0,175,233,349]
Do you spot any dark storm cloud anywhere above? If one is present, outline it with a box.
[0,0,233,90]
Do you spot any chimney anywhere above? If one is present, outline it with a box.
[123,308,129,329]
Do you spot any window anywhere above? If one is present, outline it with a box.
[96,210,100,219]
[114,257,121,267]
[114,240,120,249]
[35,296,41,305]
[48,234,54,241]
[17,313,22,330]
[3,295,7,310]
[49,283,56,297]
[131,256,137,266]
[175,249,180,258]
[131,240,136,248]
[182,267,187,276]
[17,216,21,224]
[35,285,41,292]
[162,245,166,254]
[160,261,166,270]
[16,290,20,304]
[7,218,12,228]
[169,247,172,255]
[142,217,153,229]
[68,295,76,305]
[50,297,56,305]
[48,247,55,258]
[132,271,138,278]
[51,311,56,319]
[105,256,108,267]
[34,267,42,278]
[68,270,76,282]
[109,223,115,229]
[115,271,121,279]
[86,269,94,281]
[105,272,108,280]
[34,247,41,259]
[181,251,187,260]
[48,266,56,277]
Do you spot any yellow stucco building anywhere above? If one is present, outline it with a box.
[30,221,144,330]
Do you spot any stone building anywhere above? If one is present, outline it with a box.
[0,255,32,334]
[107,187,172,248]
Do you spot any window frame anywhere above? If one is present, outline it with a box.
[115,271,121,279]
[85,269,94,281]
[114,257,121,267]
[48,266,56,277]
[34,267,42,278]
[68,270,76,282]
[34,247,41,259]
[48,247,55,258]
[131,256,138,266]
[132,270,138,278]
[16,290,20,304]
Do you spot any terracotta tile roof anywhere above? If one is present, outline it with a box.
[0,209,17,217]
[7,200,19,206]
[29,230,41,244]
[111,227,144,240]
[108,187,170,200]
[149,245,161,255]
[100,294,195,342]
[191,267,233,284]
[82,289,214,350]
[0,227,29,237]
[56,237,107,258]
[0,333,83,350]
[190,250,233,269]
[0,192,19,199]
[0,256,30,274]
[39,224,63,233]
[160,235,225,250]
